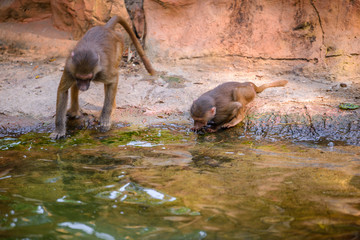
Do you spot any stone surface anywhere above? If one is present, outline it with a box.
[0,0,51,22]
[144,0,360,79]
[0,19,75,59]
[125,0,146,38]
[144,0,360,58]
[51,0,131,39]
[0,0,131,39]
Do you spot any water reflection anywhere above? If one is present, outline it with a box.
[126,141,164,148]
[58,222,115,240]
[96,182,177,204]
[56,195,84,204]
[0,128,359,239]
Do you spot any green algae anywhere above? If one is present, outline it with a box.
[100,128,186,147]
[161,75,187,88]
[0,127,190,152]
[339,103,360,110]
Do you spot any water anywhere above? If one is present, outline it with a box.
[0,127,360,239]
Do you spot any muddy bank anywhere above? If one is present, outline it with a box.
[244,110,360,146]
[0,54,359,145]
[1,108,359,146]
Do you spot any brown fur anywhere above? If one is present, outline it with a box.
[190,80,288,132]
[51,15,156,139]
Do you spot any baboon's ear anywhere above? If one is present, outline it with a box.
[210,107,216,116]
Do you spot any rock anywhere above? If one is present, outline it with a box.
[144,0,360,60]
[143,0,360,80]
[125,0,146,38]
[144,0,321,59]
[51,0,131,39]
[0,19,75,59]
[0,0,51,22]
[0,0,132,40]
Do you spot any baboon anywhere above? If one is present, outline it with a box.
[190,80,288,132]
[51,15,155,139]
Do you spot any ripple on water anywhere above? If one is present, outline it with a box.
[126,140,164,147]
[57,222,115,240]
[96,182,177,205]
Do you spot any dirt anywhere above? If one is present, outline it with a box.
[0,20,359,144]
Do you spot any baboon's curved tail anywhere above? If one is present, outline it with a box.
[252,80,288,93]
[106,15,156,75]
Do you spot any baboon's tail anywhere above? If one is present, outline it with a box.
[252,80,288,93]
[105,15,156,75]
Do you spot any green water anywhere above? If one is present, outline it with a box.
[0,127,360,239]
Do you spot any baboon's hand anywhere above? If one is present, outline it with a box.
[221,123,234,129]
[99,120,111,132]
[206,128,218,133]
[50,130,66,139]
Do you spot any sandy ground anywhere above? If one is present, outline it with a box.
[0,20,359,138]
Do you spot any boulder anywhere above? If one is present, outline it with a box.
[0,0,131,39]
[0,0,51,22]
[51,0,131,39]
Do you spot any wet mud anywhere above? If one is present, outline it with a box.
[0,111,359,147]
[244,111,360,146]
[1,108,359,146]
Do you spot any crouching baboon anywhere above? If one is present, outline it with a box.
[50,15,155,139]
[190,80,288,132]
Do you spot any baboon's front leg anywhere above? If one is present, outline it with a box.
[67,85,81,118]
[100,80,118,132]
[50,74,74,139]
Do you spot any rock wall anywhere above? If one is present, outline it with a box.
[144,0,360,78]
[1,0,360,78]
[144,0,360,59]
